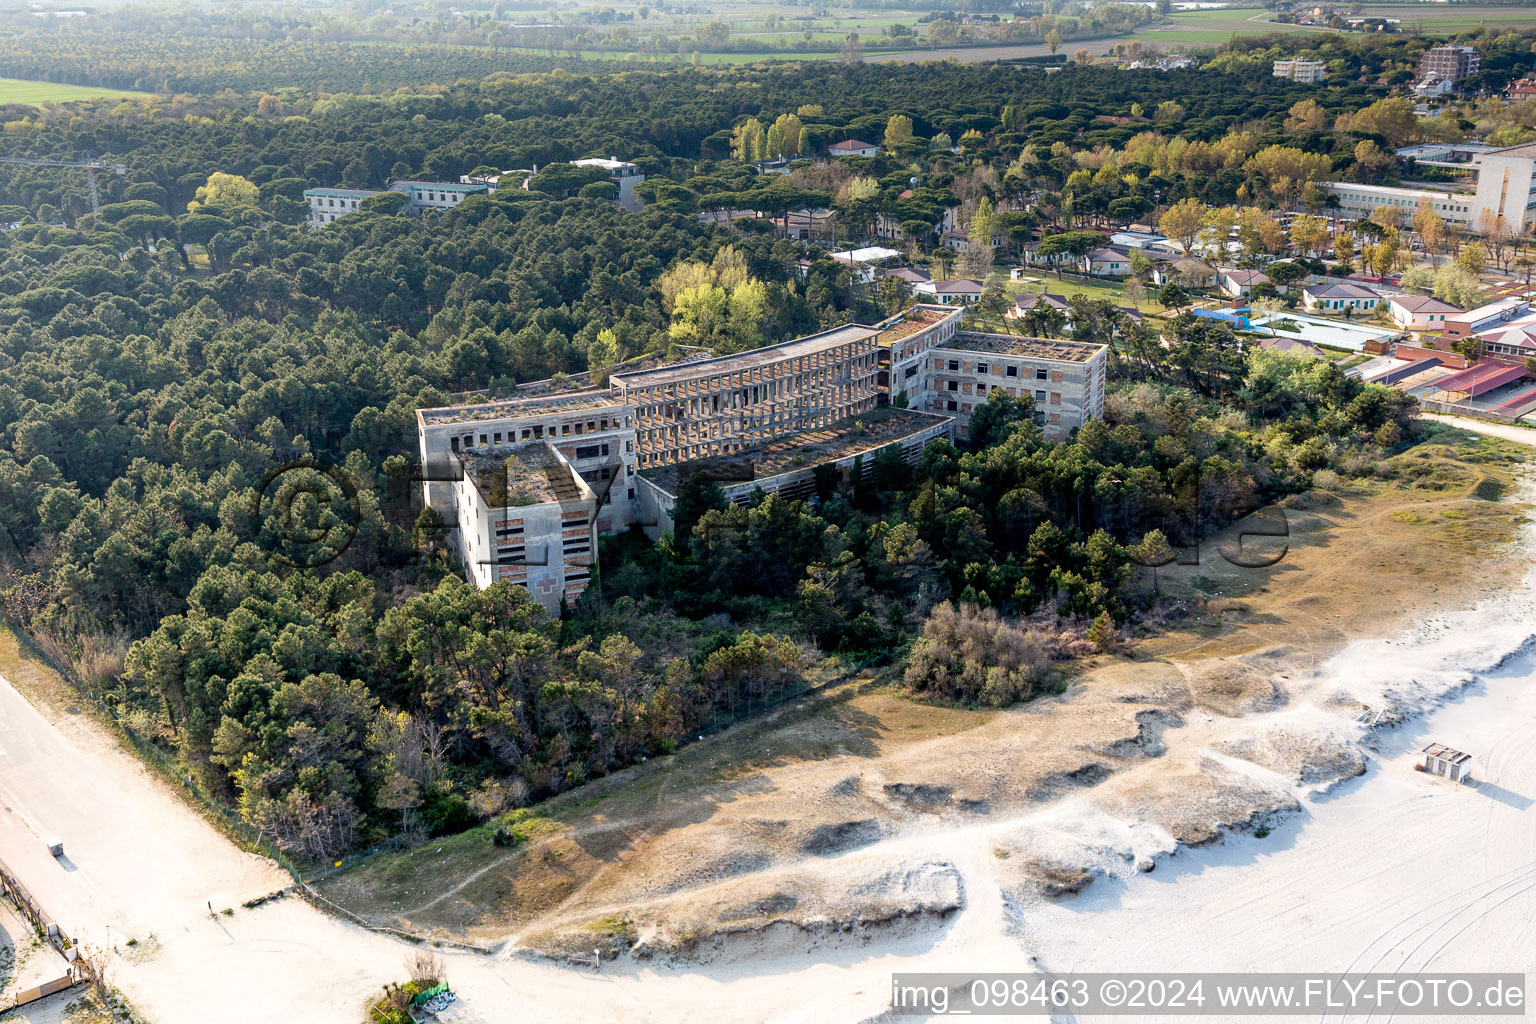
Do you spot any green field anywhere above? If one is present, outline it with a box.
[0,77,153,105]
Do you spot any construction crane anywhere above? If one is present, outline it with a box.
[0,155,126,213]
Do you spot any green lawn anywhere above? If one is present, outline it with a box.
[0,77,154,105]
[1006,273,1170,314]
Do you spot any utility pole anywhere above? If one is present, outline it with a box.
[0,154,126,213]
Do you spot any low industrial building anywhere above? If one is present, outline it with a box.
[415,303,1107,611]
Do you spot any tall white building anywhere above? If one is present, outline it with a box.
[1321,143,1536,234]
[1273,59,1327,83]
[571,158,645,212]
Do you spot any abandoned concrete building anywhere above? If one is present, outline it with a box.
[415,304,1107,612]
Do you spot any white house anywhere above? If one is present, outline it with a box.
[829,139,879,159]
[1008,292,1072,320]
[1152,258,1217,289]
[1302,282,1383,313]
[1218,269,1270,298]
[915,278,984,305]
[1386,293,1462,330]
[1083,246,1135,277]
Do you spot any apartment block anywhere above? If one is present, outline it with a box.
[922,332,1107,443]
[1273,59,1327,83]
[303,186,384,228]
[1419,45,1480,83]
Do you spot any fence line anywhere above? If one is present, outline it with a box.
[1,855,87,1011]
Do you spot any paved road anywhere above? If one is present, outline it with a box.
[0,669,284,946]
[1430,413,1536,448]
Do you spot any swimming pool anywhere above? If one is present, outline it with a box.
[1247,313,1397,352]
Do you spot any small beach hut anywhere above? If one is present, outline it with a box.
[1421,743,1472,782]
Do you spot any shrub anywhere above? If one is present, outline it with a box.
[903,601,1051,706]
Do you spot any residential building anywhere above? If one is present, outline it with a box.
[609,325,882,470]
[1507,78,1536,102]
[874,304,964,407]
[416,304,1108,605]
[1418,45,1480,84]
[391,180,490,213]
[1083,246,1135,277]
[571,157,645,212]
[1007,292,1072,321]
[1273,59,1327,83]
[828,139,879,159]
[1386,293,1462,330]
[881,266,932,287]
[634,408,953,538]
[416,390,640,540]
[303,187,383,228]
[1413,77,1456,99]
[1007,292,1142,330]
[1218,268,1270,298]
[1152,258,1217,289]
[914,278,984,305]
[1302,281,1383,313]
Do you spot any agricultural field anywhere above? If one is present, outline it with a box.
[1356,3,1536,31]
[0,76,152,104]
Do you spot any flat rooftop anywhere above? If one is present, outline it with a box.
[640,406,948,495]
[456,442,583,507]
[878,306,955,344]
[419,390,624,425]
[611,325,877,389]
[943,331,1103,362]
